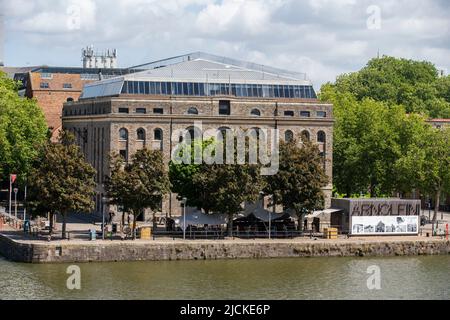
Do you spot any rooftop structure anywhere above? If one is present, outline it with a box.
[82,45,118,69]
[81,52,317,100]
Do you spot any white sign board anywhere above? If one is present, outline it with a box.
[351,215,419,235]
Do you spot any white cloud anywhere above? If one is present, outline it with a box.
[2,0,449,88]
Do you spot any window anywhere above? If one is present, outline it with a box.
[284,110,294,117]
[135,108,146,114]
[40,82,49,89]
[187,107,199,115]
[40,73,52,79]
[154,128,163,141]
[63,83,72,89]
[119,149,128,161]
[118,107,129,114]
[317,131,326,143]
[317,111,326,118]
[119,128,128,141]
[186,126,202,141]
[250,108,261,116]
[219,100,231,115]
[137,128,146,141]
[301,130,310,142]
[285,130,294,142]
[66,97,74,102]
[153,108,164,114]
[300,111,311,117]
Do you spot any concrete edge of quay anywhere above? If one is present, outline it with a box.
[1,232,450,264]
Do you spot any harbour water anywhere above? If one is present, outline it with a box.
[0,255,449,300]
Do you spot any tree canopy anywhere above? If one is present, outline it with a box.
[27,132,96,238]
[264,140,328,230]
[324,56,450,118]
[0,71,48,182]
[105,148,171,238]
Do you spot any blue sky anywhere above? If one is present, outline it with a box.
[1,0,449,89]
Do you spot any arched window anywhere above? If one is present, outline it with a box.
[317,131,326,143]
[187,107,199,115]
[285,130,294,142]
[67,97,74,102]
[185,126,202,141]
[218,127,232,140]
[154,128,163,141]
[137,128,146,141]
[250,108,261,116]
[119,128,128,141]
[301,130,310,142]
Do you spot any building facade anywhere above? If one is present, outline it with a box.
[4,66,132,139]
[62,52,334,221]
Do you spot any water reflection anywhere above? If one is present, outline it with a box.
[0,256,448,300]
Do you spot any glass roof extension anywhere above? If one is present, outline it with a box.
[80,52,316,99]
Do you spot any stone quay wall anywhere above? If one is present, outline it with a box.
[0,233,449,264]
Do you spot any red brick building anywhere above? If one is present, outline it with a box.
[3,66,132,139]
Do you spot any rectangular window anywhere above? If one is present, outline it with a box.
[150,82,156,94]
[40,73,53,79]
[139,82,145,94]
[63,83,72,89]
[193,83,199,96]
[219,100,231,115]
[317,111,326,118]
[236,84,242,97]
[135,108,146,114]
[40,82,49,89]
[118,107,129,114]
[153,108,164,114]
[199,83,205,96]
[144,82,150,94]
[284,110,294,117]
[300,111,311,117]
[166,82,172,95]
[155,82,161,95]
[119,150,128,161]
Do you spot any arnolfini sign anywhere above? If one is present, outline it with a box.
[331,198,421,235]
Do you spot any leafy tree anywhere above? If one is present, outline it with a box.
[264,140,328,231]
[0,71,48,182]
[206,162,264,235]
[395,127,450,226]
[325,56,450,118]
[169,139,217,214]
[170,137,265,235]
[105,148,171,239]
[27,132,96,238]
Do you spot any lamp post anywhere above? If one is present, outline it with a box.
[102,196,108,240]
[13,188,18,219]
[181,197,187,240]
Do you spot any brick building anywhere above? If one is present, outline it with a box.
[2,66,132,139]
[62,52,334,222]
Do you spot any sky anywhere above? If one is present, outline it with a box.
[1,0,449,89]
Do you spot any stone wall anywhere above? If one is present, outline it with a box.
[1,233,449,264]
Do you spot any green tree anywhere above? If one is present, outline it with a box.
[170,137,265,235]
[169,139,218,214]
[264,140,328,231]
[207,162,264,235]
[395,127,450,226]
[326,56,450,118]
[0,71,48,182]
[28,132,96,239]
[105,148,171,239]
